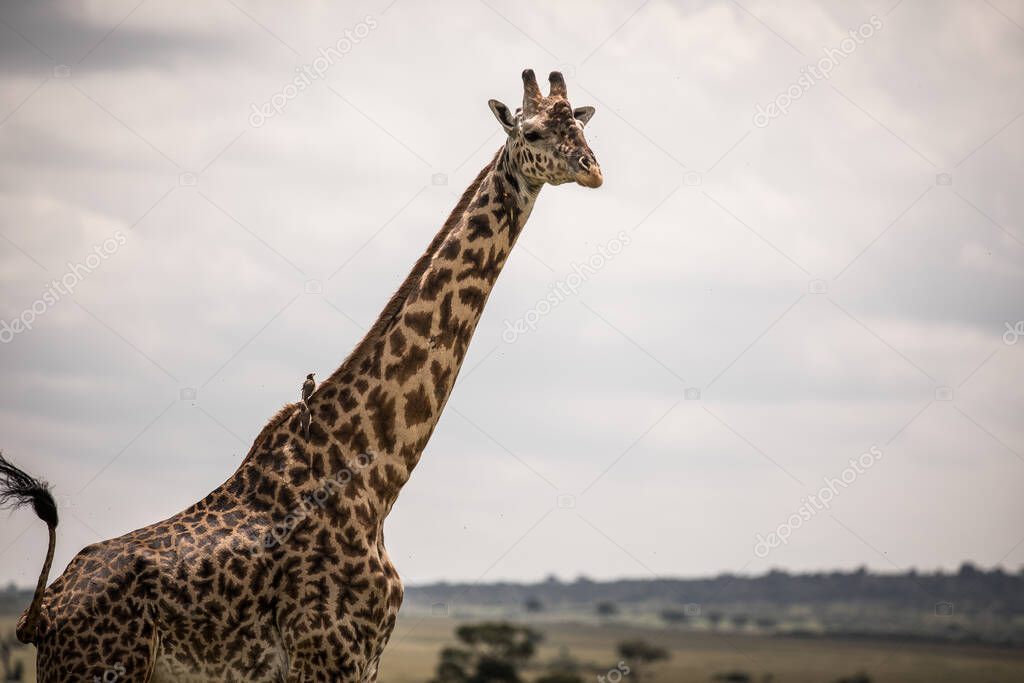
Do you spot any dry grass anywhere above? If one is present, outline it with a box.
[383,616,1024,683]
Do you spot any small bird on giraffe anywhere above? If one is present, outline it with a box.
[301,373,316,402]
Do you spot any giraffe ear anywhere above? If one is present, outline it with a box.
[488,99,516,134]
[573,106,596,127]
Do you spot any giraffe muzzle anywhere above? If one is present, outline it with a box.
[574,154,603,188]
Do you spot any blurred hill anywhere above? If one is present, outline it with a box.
[406,564,1024,612]
[402,564,1024,646]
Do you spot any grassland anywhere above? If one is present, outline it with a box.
[4,615,1024,682]
[382,616,1024,683]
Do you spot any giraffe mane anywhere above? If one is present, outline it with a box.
[242,401,301,462]
[320,149,501,389]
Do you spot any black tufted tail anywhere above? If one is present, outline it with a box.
[0,452,58,644]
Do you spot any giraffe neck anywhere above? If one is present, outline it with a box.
[309,144,540,514]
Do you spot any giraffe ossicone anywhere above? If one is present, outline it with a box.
[0,68,601,683]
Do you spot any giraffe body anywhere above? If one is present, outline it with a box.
[7,69,601,682]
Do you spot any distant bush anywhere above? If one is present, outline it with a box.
[660,608,688,625]
[834,673,871,683]
[712,672,752,682]
[731,614,750,629]
[617,637,669,681]
[617,639,669,663]
[0,635,23,682]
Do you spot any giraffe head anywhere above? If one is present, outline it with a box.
[488,69,602,188]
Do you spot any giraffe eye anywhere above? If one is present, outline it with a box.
[523,131,543,143]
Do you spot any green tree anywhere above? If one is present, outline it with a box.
[618,639,669,662]
[712,673,751,683]
[433,647,471,683]
[455,622,541,663]
[429,622,543,683]
[659,608,688,625]
[617,639,669,680]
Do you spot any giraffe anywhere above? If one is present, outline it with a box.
[0,68,601,683]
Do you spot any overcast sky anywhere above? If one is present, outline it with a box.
[0,0,1022,588]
